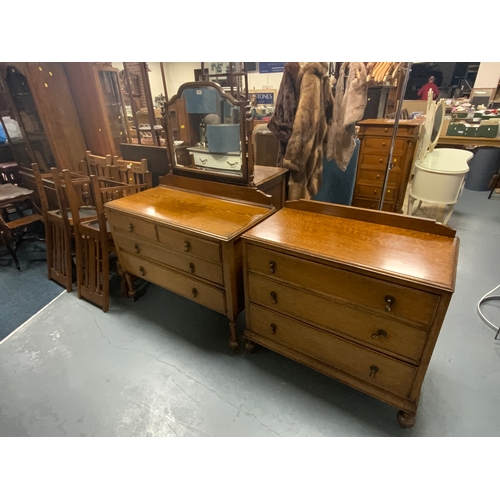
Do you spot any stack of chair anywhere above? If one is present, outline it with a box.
[61,171,148,311]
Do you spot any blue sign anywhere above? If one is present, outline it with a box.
[253,92,275,105]
[259,62,286,74]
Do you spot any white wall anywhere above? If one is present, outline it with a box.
[474,62,500,89]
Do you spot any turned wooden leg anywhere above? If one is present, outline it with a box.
[228,320,239,353]
[397,410,416,428]
[124,271,137,301]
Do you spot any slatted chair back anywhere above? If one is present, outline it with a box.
[113,157,153,189]
[86,150,115,179]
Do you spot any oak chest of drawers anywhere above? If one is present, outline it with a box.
[242,200,459,427]
[353,119,423,213]
[105,179,275,351]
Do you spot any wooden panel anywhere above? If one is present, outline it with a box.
[360,125,421,138]
[64,62,115,157]
[106,210,157,241]
[157,226,222,264]
[25,63,87,169]
[121,253,226,314]
[246,244,439,328]
[356,183,396,201]
[247,273,429,362]
[363,137,405,154]
[248,303,416,397]
[105,186,273,241]
[243,207,459,291]
[113,232,224,285]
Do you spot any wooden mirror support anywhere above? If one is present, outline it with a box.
[161,81,253,186]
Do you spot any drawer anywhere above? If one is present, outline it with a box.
[360,125,419,139]
[357,168,399,186]
[248,303,416,397]
[156,226,222,263]
[246,245,438,328]
[106,211,157,241]
[355,183,396,202]
[121,253,226,314]
[113,232,224,285]
[191,151,243,171]
[363,137,405,154]
[247,273,429,362]
[352,198,394,212]
[360,153,403,169]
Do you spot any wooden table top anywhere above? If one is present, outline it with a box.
[438,135,500,147]
[243,208,458,291]
[104,186,274,241]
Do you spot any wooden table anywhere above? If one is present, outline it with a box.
[437,135,500,148]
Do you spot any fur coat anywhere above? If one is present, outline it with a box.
[282,62,334,200]
[268,62,301,167]
[326,62,367,170]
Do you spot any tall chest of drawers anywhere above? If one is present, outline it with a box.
[242,200,459,427]
[353,119,423,213]
[105,179,275,351]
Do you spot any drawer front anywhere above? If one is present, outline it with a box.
[157,226,222,263]
[113,232,224,285]
[352,198,394,212]
[247,273,428,362]
[248,303,416,397]
[246,244,438,328]
[360,125,419,139]
[355,183,396,202]
[121,253,226,314]
[359,153,403,169]
[106,211,157,241]
[357,168,399,186]
[363,137,405,154]
[192,152,242,171]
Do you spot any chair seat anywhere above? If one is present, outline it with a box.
[6,213,44,230]
[48,205,97,222]
[81,219,110,233]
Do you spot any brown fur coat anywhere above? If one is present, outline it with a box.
[268,62,301,167]
[282,62,333,200]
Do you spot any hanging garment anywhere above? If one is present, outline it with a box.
[267,62,301,167]
[326,62,367,171]
[282,62,333,200]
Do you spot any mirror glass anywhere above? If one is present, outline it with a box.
[169,85,244,178]
[430,101,445,144]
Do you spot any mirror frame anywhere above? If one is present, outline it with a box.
[161,81,253,186]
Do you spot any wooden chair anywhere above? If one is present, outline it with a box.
[85,150,115,179]
[64,172,147,311]
[32,162,96,291]
[113,157,153,189]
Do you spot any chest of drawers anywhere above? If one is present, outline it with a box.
[242,200,459,427]
[353,119,423,213]
[105,179,275,351]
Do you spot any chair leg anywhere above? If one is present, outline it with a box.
[1,230,20,270]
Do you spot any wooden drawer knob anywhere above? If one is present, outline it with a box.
[184,241,191,252]
[134,243,140,254]
[373,189,377,195]
[189,262,195,274]
[379,158,383,163]
[192,288,198,298]
[382,142,386,146]
[270,323,277,335]
[369,365,379,379]
[269,261,276,274]
[128,223,134,232]
[139,266,145,276]
[270,291,278,304]
[384,127,388,132]
[376,174,380,179]
[371,329,387,339]
[385,295,395,312]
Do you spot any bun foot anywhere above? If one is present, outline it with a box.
[244,339,256,353]
[397,410,416,428]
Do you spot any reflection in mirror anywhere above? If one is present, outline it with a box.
[164,82,249,184]
[431,101,444,144]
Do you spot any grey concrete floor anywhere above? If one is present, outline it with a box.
[1,188,500,436]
